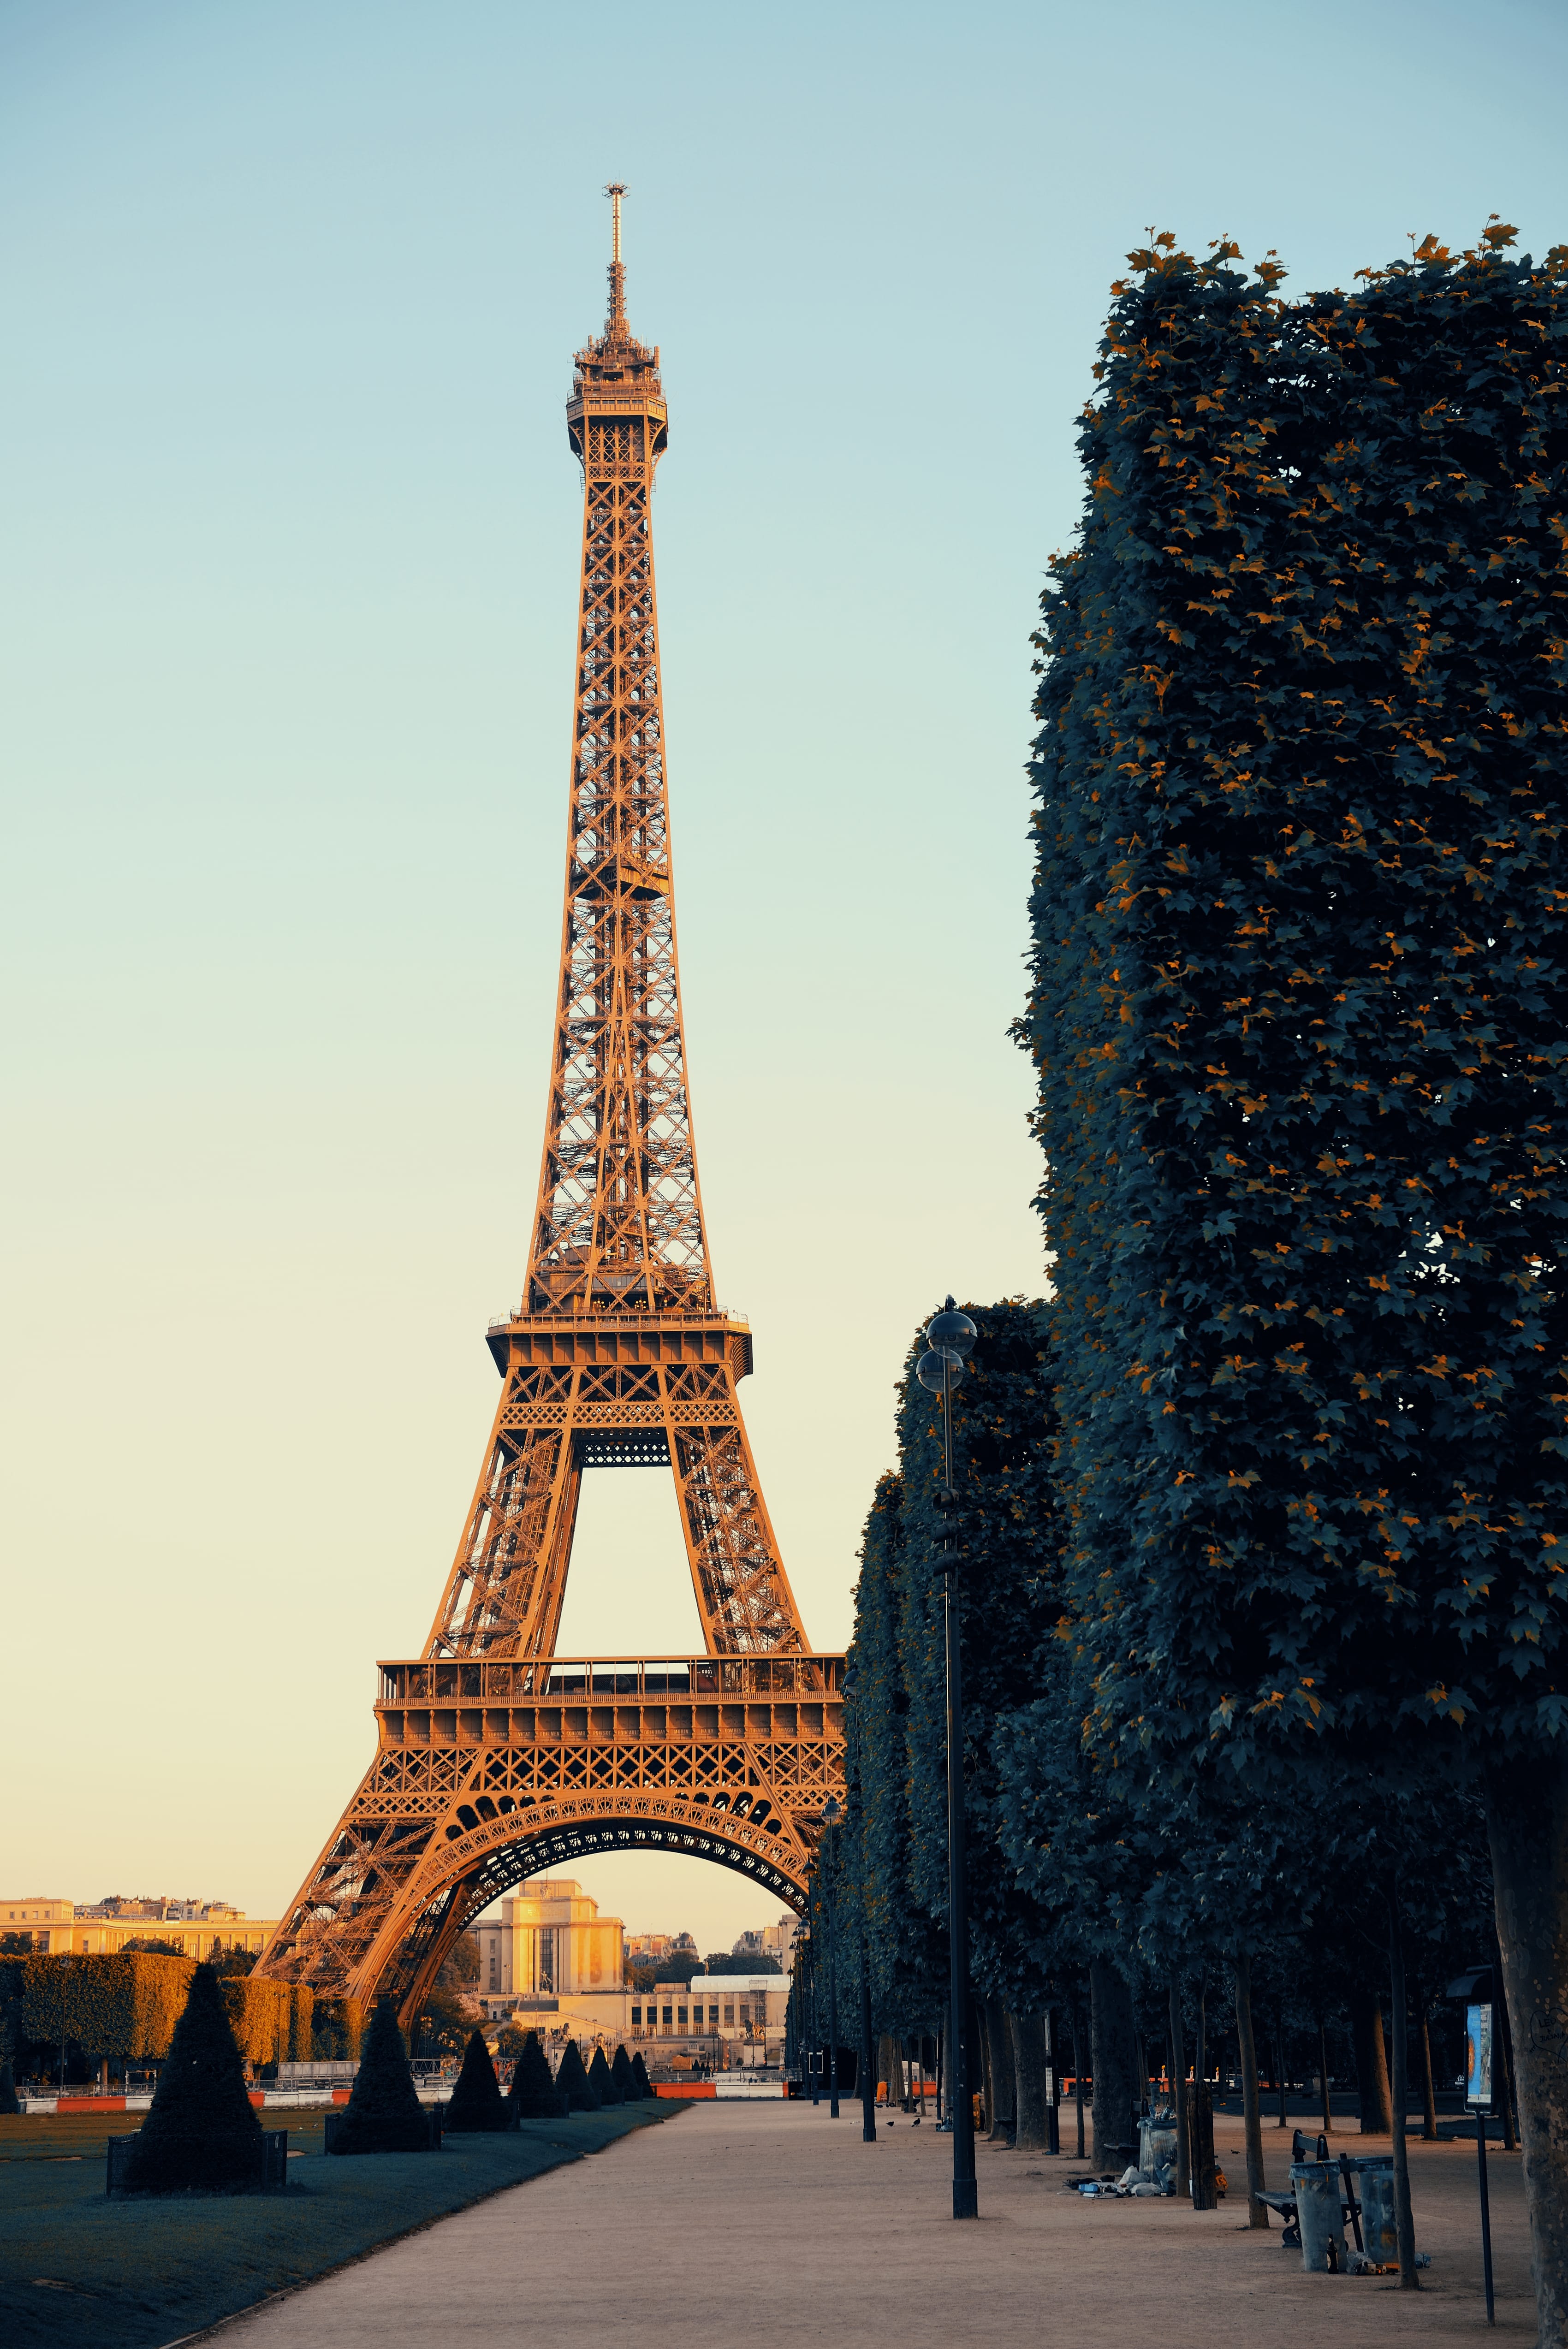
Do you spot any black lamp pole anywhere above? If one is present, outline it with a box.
[918,1296,979,2221]
[821,1798,841,2119]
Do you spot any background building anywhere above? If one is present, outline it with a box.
[628,1971,787,2068]
[0,1898,273,1959]
[475,1877,629,2045]
[732,1916,798,1972]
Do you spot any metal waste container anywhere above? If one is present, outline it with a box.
[1351,2157,1399,2263]
[1138,2113,1178,2182]
[1290,2160,1345,2272]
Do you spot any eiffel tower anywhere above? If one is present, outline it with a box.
[256,190,844,2021]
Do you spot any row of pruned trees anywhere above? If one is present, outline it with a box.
[811,222,1568,2339]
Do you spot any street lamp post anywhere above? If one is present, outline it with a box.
[917,1296,980,2222]
[821,1796,842,2119]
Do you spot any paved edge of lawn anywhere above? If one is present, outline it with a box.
[156,2104,682,2349]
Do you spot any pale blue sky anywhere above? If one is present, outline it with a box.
[4,0,1565,1949]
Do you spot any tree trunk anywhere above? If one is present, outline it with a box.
[1010,2011,1049,2151]
[1415,1989,1437,2142]
[986,2000,1015,2142]
[1387,1883,1420,2290]
[1090,1960,1139,2171]
[1493,1938,1521,2152]
[1488,1750,1568,2349]
[1272,2012,1289,2127]
[976,2000,994,2135]
[1318,2016,1334,2134]
[1169,1979,1190,2199]
[1351,1993,1393,2134]
[1069,2005,1086,2159]
[1233,1950,1269,2228]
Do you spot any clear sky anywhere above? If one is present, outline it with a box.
[4,0,1566,1954]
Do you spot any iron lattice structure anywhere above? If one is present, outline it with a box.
[257,193,840,2021]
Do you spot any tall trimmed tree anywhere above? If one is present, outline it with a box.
[119,1963,263,2193]
[445,2029,508,2132]
[556,2038,598,2111]
[332,1995,429,2154]
[506,2029,562,2121]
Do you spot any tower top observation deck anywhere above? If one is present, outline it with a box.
[567,183,666,457]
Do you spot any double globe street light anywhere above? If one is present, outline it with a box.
[916,1297,980,2221]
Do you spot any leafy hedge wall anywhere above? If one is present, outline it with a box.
[0,1954,311,2066]
[10,1952,193,2060]
[1023,225,1568,1790]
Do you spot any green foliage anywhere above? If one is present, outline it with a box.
[208,1946,256,1977]
[332,1996,429,2155]
[1023,227,1568,1793]
[505,2029,562,2119]
[555,2038,598,2110]
[610,2043,635,2102]
[0,2059,18,2114]
[414,1988,472,2055]
[311,1996,364,2061]
[217,1975,307,2069]
[845,1305,1062,2013]
[494,2023,531,2058]
[630,2049,653,2099]
[20,1953,193,2063]
[119,1965,263,2195]
[587,2045,616,2104]
[700,1953,782,1974]
[445,2029,508,2131]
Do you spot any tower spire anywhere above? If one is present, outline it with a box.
[605,179,627,332]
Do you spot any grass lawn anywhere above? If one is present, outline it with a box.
[0,2102,678,2348]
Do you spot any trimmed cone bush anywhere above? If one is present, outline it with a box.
[556,2037,599,2110]
[630,2050,653,2100]
[610,2044,634,2104]
[331,1995,430,2154]
[0,2060,20,2116]
[587,2045,615,2105]
[445,2029,508,2132]
[119,1963,263,2194]
[505,2030,562,2121]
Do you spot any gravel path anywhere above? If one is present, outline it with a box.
[217,2103,1535,2346]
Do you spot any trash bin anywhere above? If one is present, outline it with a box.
[1352,2159,1400,2264]
[1139,2114,1178,2181]
[1290,2160,1345,2273]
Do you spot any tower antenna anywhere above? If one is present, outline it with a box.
[605,180,628,329]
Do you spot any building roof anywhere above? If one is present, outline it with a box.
[688,1974,786,1993]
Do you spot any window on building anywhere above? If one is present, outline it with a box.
[677,2005,688,2028]
[631,2005,642,2026]
[740,2004,753,2028]
[662,2006,672,2030]
[724,2002,735,2027]
[708,2004,719,2027]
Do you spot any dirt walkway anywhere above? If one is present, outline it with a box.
[219,2103,1534,2347]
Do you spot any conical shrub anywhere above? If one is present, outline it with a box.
[556,2037,599,2110]
[610,2044,635,2103]
[630,2050,653,2100]
[332,1996,430,2154]
[0,2060,21,2116]
[119,1963,263,2193]
[505,2030,562,2121]
[446,2029,508,2132]
[587,2045,615,2104]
